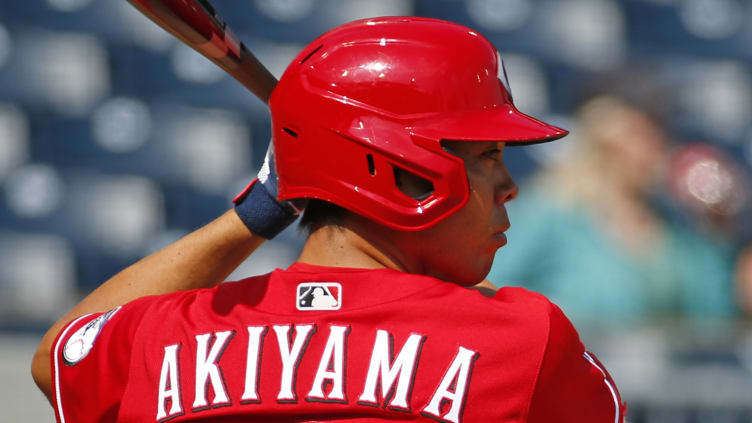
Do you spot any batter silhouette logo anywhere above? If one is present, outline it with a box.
[297,282,342,311]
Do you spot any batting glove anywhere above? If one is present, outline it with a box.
[233,142,306,239]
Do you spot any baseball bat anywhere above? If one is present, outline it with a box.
[127,0,278,104]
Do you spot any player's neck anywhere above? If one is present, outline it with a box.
[297,217,411,273]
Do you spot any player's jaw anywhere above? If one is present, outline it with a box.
[391,141,517,285]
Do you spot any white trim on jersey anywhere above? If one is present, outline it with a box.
[54,313,94,423]
[583,351,620,423]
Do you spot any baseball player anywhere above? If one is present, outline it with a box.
[32,17,625,422]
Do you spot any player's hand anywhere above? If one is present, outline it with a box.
[233,141,308,239]
[257,142,307,216]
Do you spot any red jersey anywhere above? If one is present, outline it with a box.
[51,263,625,422]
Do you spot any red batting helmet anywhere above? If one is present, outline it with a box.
[270,17,567,231]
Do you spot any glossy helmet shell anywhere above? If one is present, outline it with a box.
[270,17,566,231]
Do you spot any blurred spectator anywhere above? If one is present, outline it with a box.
[665,143,750,241]
[664,142,752,318]
[488,94,739,330]
[736,244,752,315]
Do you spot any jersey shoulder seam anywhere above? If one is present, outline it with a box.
[520,299,555,423]
[115,296,158,421]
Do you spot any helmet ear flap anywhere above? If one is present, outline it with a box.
[362,149,435,202]
[393,166,435,202]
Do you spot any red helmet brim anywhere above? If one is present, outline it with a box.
[409,104,568,145]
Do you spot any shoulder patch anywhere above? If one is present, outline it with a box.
[63,306,122,366]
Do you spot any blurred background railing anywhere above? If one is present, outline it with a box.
[1,0,751,421]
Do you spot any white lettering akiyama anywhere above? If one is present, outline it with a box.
[155,324,477,423]
[357,330,425,411]
[273,324,315,402]
[192,330,235,410]
[307,325,350,402]
[156,344,183,421]
[421,347,479,422]
[240,326,267,403]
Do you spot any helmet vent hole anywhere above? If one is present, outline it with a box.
[282,127,298,138]
[366,154,376,175]
[393,167,434,202]
[299,45,323,64]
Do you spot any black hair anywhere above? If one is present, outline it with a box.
[298,163,437,235]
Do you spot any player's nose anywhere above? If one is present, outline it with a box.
[494,173,518,205]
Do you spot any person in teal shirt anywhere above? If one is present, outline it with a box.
[488,96,737,330]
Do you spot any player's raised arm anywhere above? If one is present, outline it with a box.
[31,143,302,401]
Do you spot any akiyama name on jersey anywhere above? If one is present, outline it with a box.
[156,324,478,423]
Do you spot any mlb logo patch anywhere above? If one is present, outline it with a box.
[297,282,342,311]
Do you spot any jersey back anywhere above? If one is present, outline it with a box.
[51,263,625,422]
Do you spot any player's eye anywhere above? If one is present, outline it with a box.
[482,148,502,162]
